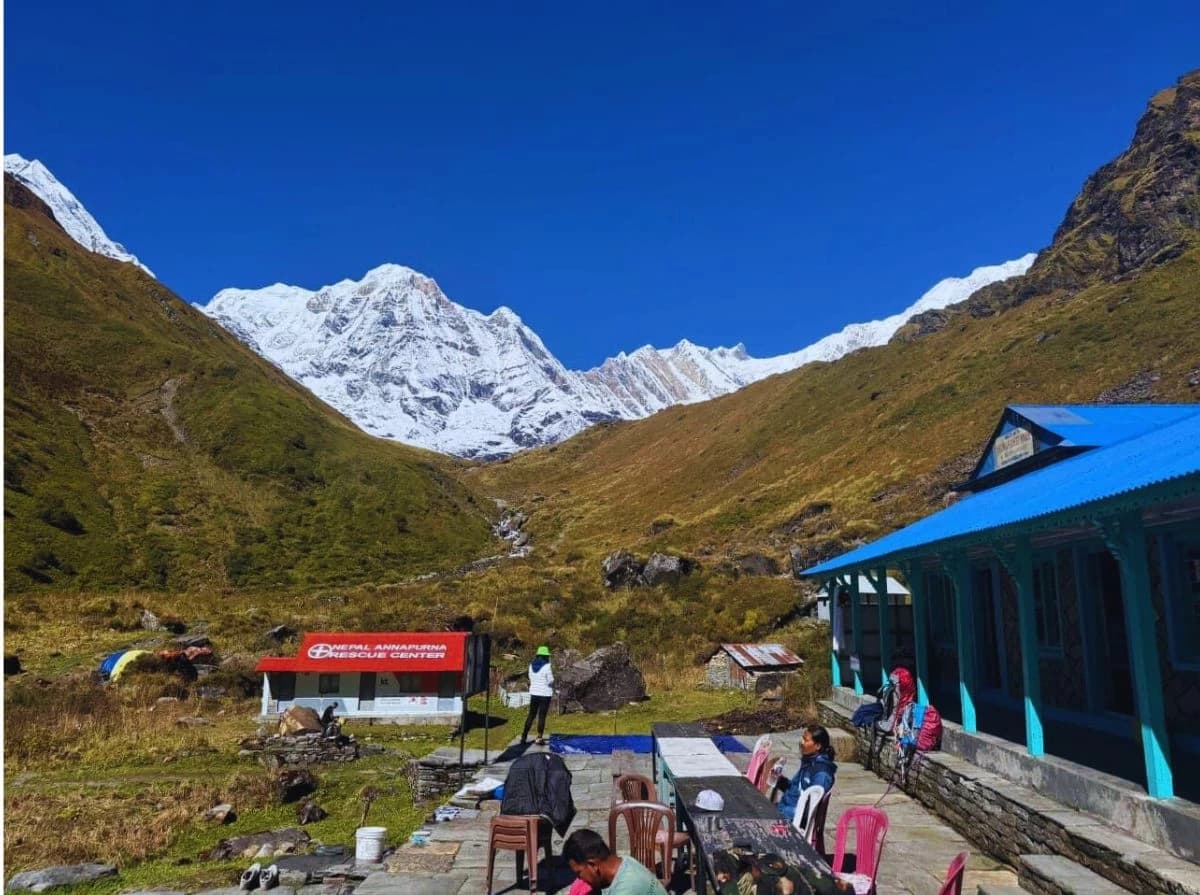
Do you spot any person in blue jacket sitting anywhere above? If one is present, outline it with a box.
[777,724,837,821]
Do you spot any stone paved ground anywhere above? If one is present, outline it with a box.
[365,734,1019,894]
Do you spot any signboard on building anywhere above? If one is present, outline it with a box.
[993,426,1035,470]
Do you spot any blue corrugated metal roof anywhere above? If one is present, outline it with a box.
[804,406,1200,577]
[1010,404,1200,447]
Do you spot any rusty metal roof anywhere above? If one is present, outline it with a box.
[719,643,804,669]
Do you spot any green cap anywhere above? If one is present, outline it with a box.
[536,645,551,656]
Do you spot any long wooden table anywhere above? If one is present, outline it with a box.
[651,724,836,894]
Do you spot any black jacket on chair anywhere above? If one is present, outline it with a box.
[500,750,577,836]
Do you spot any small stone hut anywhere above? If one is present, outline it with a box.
[706,643,804,694]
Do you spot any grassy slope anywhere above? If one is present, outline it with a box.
[464,243,1200,653]
[4,178,494,592]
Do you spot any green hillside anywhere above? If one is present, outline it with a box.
[459,71,1200,659]
[3,176,495,592]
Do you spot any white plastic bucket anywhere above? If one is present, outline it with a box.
[355,826,387,864]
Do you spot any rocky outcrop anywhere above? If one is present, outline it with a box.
[6,865,117,892]
[555,642,647,712]
[208,828,310,861]
[897,69,1200,340]
[601,550,643,588]
[600,550,696,588]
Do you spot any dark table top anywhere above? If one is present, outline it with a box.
[674,777,780,821]
[674,775,836,894]
[689,817,837,893]
[651,722,710,738]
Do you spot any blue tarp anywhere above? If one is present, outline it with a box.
[548,734,748,755]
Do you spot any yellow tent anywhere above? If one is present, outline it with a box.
[109,649,151,680]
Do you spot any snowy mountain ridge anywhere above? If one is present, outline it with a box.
[6,150,1034,458]
[4,154,154,276]
[203,255,1034,457]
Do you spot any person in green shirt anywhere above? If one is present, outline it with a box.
[564,829,669,895]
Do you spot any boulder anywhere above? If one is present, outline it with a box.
[209,828,310,861]
[734,553,780,577]
[176,716,213,727]
[174,634,211,649]
[640,552,695,586]
[277,769,318,803]
[278,706,323,736]
[600,550,642,588]
[204,803,237,825]
[788,545,805,579]
[266,625,297,644]
[555,642,647,713]
[297,800,328,825]
[6,864,117,892]
[140,609,162,631]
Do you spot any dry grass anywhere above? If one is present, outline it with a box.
[4,673,251,772]
[3,774,275,869]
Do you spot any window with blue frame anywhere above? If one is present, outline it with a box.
[1164,533,1200,668]
[1033,557,1063,655]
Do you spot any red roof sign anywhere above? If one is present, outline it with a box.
[256,632,468,673]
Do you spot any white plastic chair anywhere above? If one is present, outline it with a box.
[792,784,827,840]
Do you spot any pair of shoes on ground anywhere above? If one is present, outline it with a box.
[240,863,279,891]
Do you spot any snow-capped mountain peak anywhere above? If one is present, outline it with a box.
[201,254,1034,458]
[4,153,154,276]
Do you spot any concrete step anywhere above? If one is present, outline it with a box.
[1019,854,1132,895]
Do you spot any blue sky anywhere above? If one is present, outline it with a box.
[6,2,1198,368]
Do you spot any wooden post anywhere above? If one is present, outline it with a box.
[864,566,893,687]
[998,539,1045,756]
[1100,512,1174,799]
[849,572,865,695]
[901,560,932,705]
[827,576,842,688]
[944,552,979,733]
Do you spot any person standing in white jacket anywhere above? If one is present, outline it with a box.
[521,645,554,746]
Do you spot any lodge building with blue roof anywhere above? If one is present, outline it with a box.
[804,403,1200,806]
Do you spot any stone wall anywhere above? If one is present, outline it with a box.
[819,690,1200,895]
[410,748,491,802]
[238,733,382,767]
[706,653,733,688]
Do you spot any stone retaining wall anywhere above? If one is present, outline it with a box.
[818,697,1200,895]
[410,748,491,802]
[238,734,381,767]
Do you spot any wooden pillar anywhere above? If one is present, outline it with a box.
[1100,512,1174,799]
[901,560,932,705]
[998,539,1045,756]
[865,565,893,687]
[943,552,979,733]
[849,572,865,695]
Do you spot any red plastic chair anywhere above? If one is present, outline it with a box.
[608,800,694,890]
[937,851,969,895]
[613,772,657,803]
[486,814,551,895]
[831,806,889,895]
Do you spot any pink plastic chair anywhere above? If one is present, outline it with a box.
[745,734,772,789]
[937,852,969,895]
[831,806,889,895]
